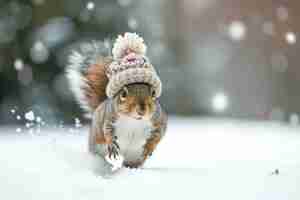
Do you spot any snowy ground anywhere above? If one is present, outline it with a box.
[1,117,300,200]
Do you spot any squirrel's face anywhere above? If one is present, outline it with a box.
[116,83,156,120]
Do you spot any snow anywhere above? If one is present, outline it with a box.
[228,21,247,41]
[212,93,228,112]
[24,111,35,121]
[14,59,24,71]
[36,116,42,123]
[285,32,297,45]
[1,118,300,200]
[75,118,82,128]
[16,128,22,133]
[86,2,95,10]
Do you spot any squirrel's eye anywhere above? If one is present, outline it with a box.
[120,88,128,101]
[151,90,156,99]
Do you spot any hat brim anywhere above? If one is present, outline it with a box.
[106,68,162,98]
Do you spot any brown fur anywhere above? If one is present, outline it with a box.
[83,57,113,111]
[143,134,161,160]
[95,134,112,144]
[117,84,156,120]
[140,110,167,166]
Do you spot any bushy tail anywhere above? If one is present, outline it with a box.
[66,41,113,115]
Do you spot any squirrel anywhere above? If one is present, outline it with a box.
[66,33,167,169]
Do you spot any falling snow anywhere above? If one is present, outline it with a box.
[16,128,22,133]
[212,93,228,112]
[25,111,35,121]
[285,32,297,45]
[36,116,42,123]
[14,59,24,71]
[228,21,246,41]
[86,2,95,10]
[75,118,82,128]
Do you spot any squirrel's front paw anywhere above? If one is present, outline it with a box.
[107,136,120,159]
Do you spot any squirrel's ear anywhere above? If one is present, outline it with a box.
[151,88,156,99]
[123,86,129,94]
[120,86,129,101]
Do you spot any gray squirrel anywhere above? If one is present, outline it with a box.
[66,33,167,169]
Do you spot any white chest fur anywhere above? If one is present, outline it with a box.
[114,115,152,162]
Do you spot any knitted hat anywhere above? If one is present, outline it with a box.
[105,32,162,98]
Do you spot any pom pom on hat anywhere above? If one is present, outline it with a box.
[112,32,147,60]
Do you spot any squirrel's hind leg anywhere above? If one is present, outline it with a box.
[123,161,144,169]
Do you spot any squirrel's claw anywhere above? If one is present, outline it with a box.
[108,145,119,159]
[107,137,120,159]
[112,140,120,150]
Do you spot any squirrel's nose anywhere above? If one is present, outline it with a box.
[137,109,145,116]
[137,104,146,116]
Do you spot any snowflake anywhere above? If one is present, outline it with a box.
[14,59,24,71]
[16,128,22,133]
[25,111,35,121]
[86,2,95,10]
[212,93,228,112]
[36,116,42,123]
[285,32,296,45]
[228,21,247,41]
